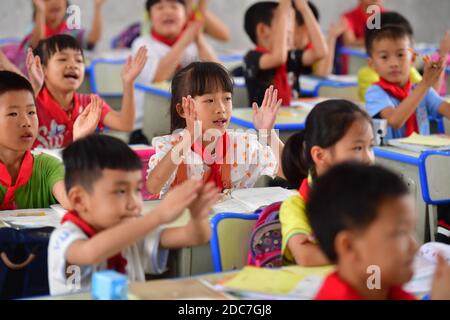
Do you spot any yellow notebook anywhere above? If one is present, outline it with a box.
[395,133,450,147]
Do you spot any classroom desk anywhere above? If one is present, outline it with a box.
[373,146,428,243]
[229,97,330,142]
[300,74,358,100]
[339,44,437,75]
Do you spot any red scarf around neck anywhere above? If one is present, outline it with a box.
[191,132,230,191]
[298,178,310,202]
[375,78,418,136]
[151,29,183,47]
[61,211,128,274]
[37,86,81,142]
[45,21,69,38]
[255,46,291,106]
[0,151,34,210]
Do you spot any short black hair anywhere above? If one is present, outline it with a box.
[366,24,411,57]
[307,162,410,263]
[170,62,234,132]
[34,34,84,66]
[294,1,319,26]
[244,1,279,45]
[145,0,186,11]
[0,71,35,101]
[63,134,142,192]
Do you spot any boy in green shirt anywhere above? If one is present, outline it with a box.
[0,71,69,209]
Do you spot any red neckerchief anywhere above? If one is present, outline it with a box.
[191,132,229,191]
[0,151,34,210]
[37,86,81,143]
[45,21,69,38]
[61,211,128,274]
[315,272,416,300]
[298,178,310,202]
[255,46,291,106]
[151,28,183,47]
[375,78,418,136]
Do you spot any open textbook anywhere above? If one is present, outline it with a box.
[212,187,296,214]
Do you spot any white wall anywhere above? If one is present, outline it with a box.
[1,0,449,52]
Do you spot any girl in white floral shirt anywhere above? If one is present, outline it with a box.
[147,62,285,197]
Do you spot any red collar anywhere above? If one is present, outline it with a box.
[0,151,34,210]
[298,178,310,202]
[151,29,183,47]
[61,211,128,274]
[37,86,80,139]
[254,46,291,106]
[191,132,230,190]
[376,78,418,136]
[45,21,69,38]
[315,272,416,300]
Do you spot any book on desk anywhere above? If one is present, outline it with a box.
[387,133,450,153]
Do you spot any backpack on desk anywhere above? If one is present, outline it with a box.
[247,202,283,268]
[0,227,53,299]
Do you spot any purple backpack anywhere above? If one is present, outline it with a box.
[247,202,283,268]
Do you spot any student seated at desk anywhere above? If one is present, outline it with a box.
[280,100,375,267]
[0,71,70,209]
[26,34,148,149]
[243,0,327,106]
[48,134,220,296]
[5,0,106,75]
[358,12,447,102]
[146,62,284,197]
[130,0,218,145]
[307,163,450,300]
[365,25,450,140]
[113,0,230,49]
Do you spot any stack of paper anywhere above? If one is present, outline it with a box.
[388,133,450,152]
[0,208,62,229]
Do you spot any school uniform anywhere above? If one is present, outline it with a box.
[48,211,168,296]
[243,47,307,107]
[315,272,416,300]
[147,131,278,197]
[34,86,112,149]
[131,31,200,130]
[0,151,64,210]
[280,176,312,264]
[365,79,444,139]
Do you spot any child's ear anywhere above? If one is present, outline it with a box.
[310,146,330,172]
[335,231,359,263]
[67,186,89,214]
[368,56,374,69]
[176,103,187,119]
[256,22,269,41]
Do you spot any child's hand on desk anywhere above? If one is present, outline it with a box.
[26,48,44,95]
[431,253,450,300]
[73,94,102,141]
[121,46,148,85]
[158,180,203,224]
[252,85,282,131]
[421,55,445,88]
[188,182,221,220]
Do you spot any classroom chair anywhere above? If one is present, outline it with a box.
[418,150,450,241]
[88,58,127,110]
[209,212,259,272]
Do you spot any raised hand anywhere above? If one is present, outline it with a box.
[73,94,102,141]
[188,182,221,220]
[252,85,282,131]
[422,55,445,88]
[26,48,44,95]
[439,30,450,56]
[158,179,203,224]
[121,46,148,84]
[33,0,46,12]
[94,0,107,8]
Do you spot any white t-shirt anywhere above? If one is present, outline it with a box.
[132,34,200,129]
[147,131,279,197]
[48,221,168,296]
